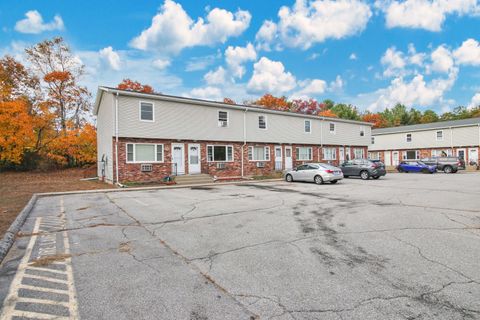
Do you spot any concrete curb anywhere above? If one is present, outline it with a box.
[0,178,282,264]
[0,194,38,263]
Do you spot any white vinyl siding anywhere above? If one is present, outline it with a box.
[258,115,267,129]
[139,102,154,121]
[248,146,270,161]
[126,143,163,163]
[304,120,311,133]
[296,147,312,161]
[323,147,336,160]
[218,111,229,127]
[207,145,233,162]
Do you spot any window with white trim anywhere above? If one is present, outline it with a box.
[323,147,336,160]
[329,123,335,133]
[360,126,365,136]
[432,149,452,157]
[248,146,270,161]
[258,115,267,129]
[126,143,163,163]
[403,150,419,160]
[140,102,154,121]
[304,120,311,133]
[406,133,412,142]
[371,136,375,144]
[353,148,365,159]
[296,147,312,160]
[218,111,228,127]
[207,145,233,162]
[369,152,380,160]
[436,130,443,141]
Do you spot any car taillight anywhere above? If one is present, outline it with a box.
[325,170,334,173]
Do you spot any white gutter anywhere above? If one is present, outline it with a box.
[241,107,249,177]
[114,92,122,187]
[450,126,453,153]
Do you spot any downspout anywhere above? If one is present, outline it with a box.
[450,126,453,156]
[320,118,323,161]
[241,107,249,178]
[114,92,124,187]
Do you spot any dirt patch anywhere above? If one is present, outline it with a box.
[30,253,72,267]
[119,242,131,253]
[76,207,89,211]
[0,168,111,238]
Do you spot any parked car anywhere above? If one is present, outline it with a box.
[421,157,465,173]
[340,159,387,180]
[397,161,437,173]
[285,163,343,184]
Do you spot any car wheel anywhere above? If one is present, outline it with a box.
[314,175,324,185]
[397,167,404,173]
[360,170,370,180]
[285,174,293,182]
[452,169,458,173]
[343,175,349,178]
[330,180,338,184]
[372,176,380,179]
[443,166,453,174]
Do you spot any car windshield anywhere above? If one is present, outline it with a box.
[319,164,338,170]
[417,161,425,165]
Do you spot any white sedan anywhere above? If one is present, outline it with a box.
[285,163,344,184]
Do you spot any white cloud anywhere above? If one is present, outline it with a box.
[368,69,458,111]
[247,57,297,94]
[255,20,278,51]
[329,75,344,91]
[260,0,371,50]
[99,46,121,71]
[204,66,227,85]
[293,79,327,98]
[429,45,454,73]
[189,86,223,101]
[15,10,64,34]
[185,53,219,71]
[468,92,480,109]
[225,43,257,79]
[152,59,171,70]
[349,53,358,60]
[453,38,480,66]
[407,44,426,66]
[130,0,251,54]
[377,0,479,32]
[381,47,407,77]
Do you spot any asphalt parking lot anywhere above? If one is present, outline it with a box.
[0,173,479,320]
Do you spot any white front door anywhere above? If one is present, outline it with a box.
[339,148,345,163]
[456,148,466,161]
[171,143,185,175]
[392,151,399,166]
[188,144,201,174]
[345,147,351,161]
[468,148,478,164]
[384,151,391,166]
[285,146,293,170]
[275,146,283,171]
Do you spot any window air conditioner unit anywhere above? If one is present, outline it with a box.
[218,120,228,127]
[256,162,265,168]
[141,164,153,172]
[216,162,226,169]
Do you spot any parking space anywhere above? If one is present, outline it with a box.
[1,173,479,319]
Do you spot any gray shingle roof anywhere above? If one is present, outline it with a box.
[372,117,480,135]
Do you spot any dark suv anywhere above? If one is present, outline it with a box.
[421,157,465,173]
[340,159,387,180]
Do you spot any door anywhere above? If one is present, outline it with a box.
[384,151,391,166]
[293,164,308,181]
[188,144,201,174]
[285,146,293,170]
[468,148,478,164]
[275,146,283,171]
[341,160,354,175]
[456,148,466,161]
[339,148,345,163]
[345,147,351,161]
[392,151,400,166]
[171,143,185,175]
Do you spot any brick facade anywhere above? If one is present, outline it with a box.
[113,137,368,183]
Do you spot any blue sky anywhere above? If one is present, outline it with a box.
[1,0,480,112]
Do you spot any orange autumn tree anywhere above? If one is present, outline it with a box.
[317,109,338,118]
[117,79,154,93]
[362,113,388,128]
[255,94,291,111]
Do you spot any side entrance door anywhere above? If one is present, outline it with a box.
[275,146,283,171]
[339,147,345,163]
[171,143,185,175]
[285,146,293,170]
[456,148,466,161]
[188,144,201,174]
[345,147,351,161]
[468,148,478,164]
[384,151,391,166]
[392,151,399,166]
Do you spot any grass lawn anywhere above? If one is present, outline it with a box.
[0,168,112,238]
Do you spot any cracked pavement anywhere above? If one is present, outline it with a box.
[1,173,480,319]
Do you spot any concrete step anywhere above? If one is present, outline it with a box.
[174,174,214,185]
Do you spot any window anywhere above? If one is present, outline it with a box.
[140,102,154,121]
[207,145,233,162]
[432,149,452,157]
[369,152,380,160]
[406,133,412,142]
[248,146,270,161]
[304,120,311,133]
[126,143,163,163]
[323,147,336,160]
[218,111,229,127]
[296,147,312,160]
[403,150,419,160]
[353,148,365,159]
[360,127,365,137]
[436,130,443,141]
[329,123,335,133]
[371,136,375,144]
[258,115,267,129]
